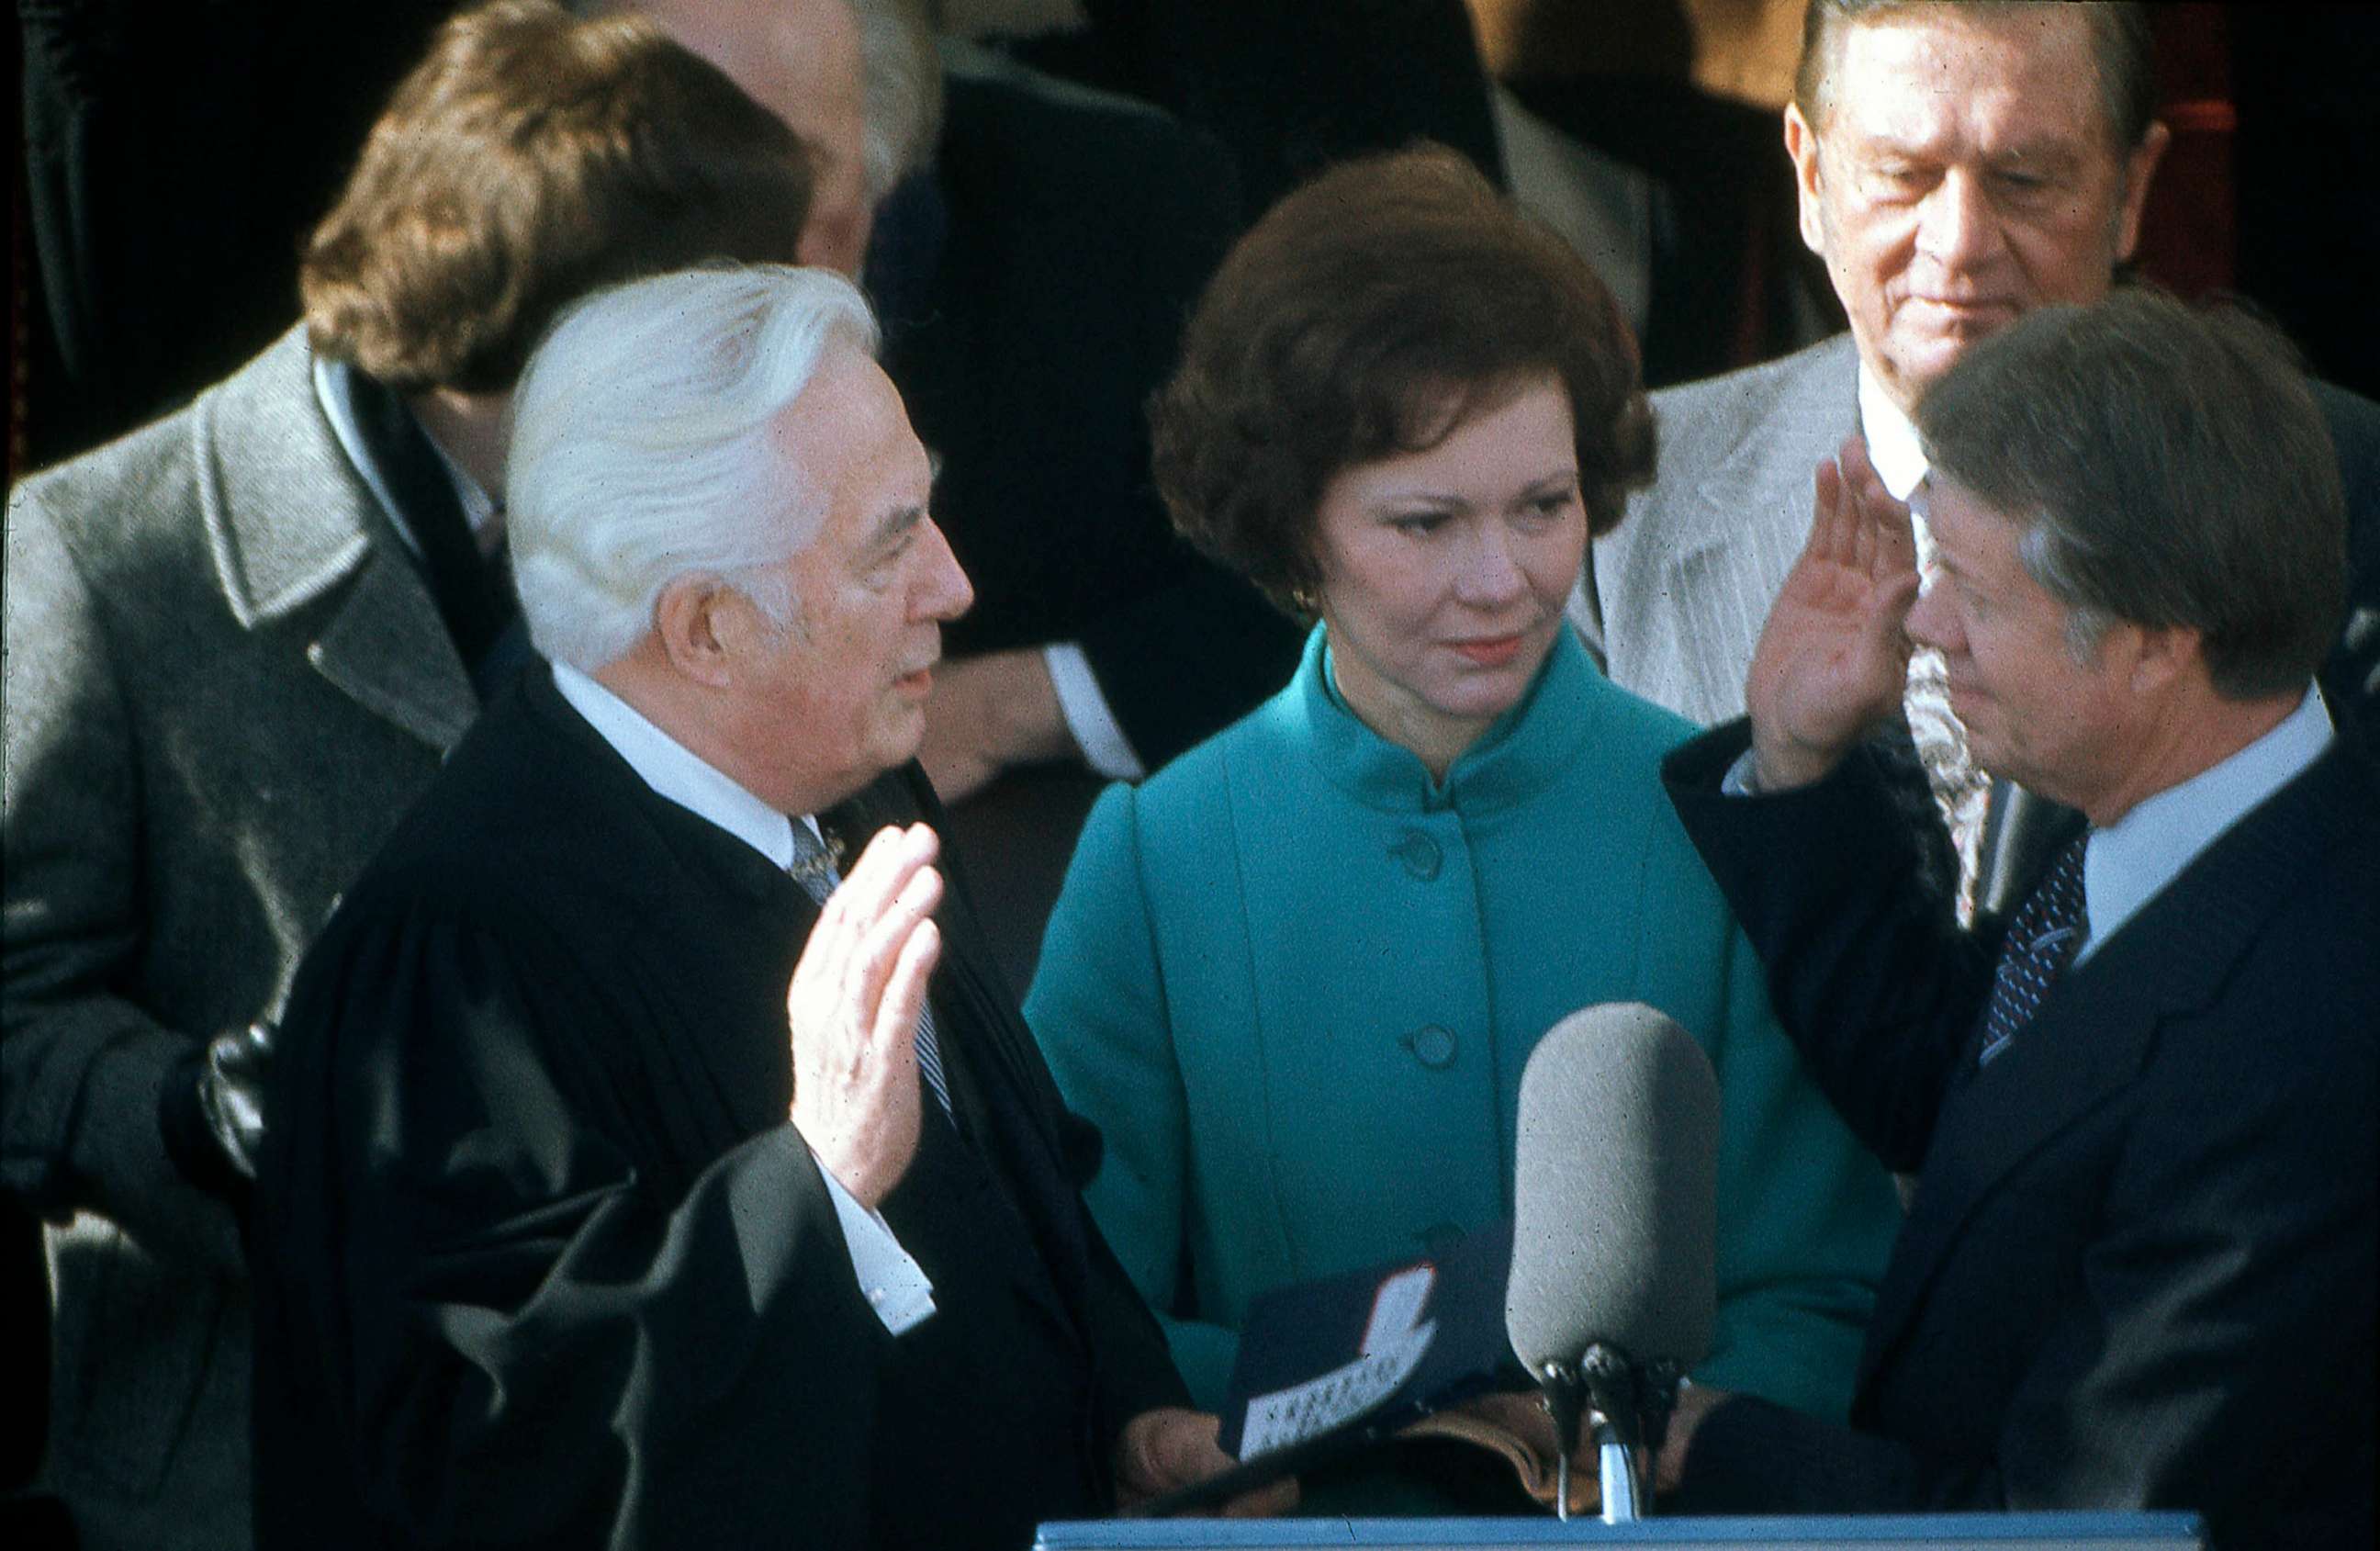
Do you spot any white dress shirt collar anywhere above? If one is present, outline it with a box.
[2081,686,2333,959]
[1858,367,1929,503]
[313,355,501,556]
[550,661,819,870]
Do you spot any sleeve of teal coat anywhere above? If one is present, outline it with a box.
[1695,905,1903,1422]
[1026,784,1243,1408]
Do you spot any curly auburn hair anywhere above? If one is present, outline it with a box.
[300,0,813,394]
[1150,144,1654,617]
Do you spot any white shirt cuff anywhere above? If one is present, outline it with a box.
[815,1149,937,1334]
[1721,747,1764,797]
[1044,642,1145,781]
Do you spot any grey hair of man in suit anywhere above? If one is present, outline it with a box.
[1794,0,2157,153]
[506,265,881,672]
[1917,291,2347,702]
[599,0,944,276]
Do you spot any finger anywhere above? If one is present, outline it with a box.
[1804,456,1847,566]
[1842,439,1917,575]
[789,826,903,996]
[870,916,941,1063]
[1838,432,1879,492]
[787,826,937,1048]
[843,864,944,1017]
[1857,569,1925,676]
[830,824,938,925]
[1838,439,1891,575]
[1221,1476,1300,1518]
[813,826,938,994]
[1136,1411,1225,1489]
[1846,472,1879,577]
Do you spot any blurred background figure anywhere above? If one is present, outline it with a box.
[1026,148,1901,1515]
[3,5,813,1545]
[621,0,1308,986]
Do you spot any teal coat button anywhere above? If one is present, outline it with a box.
[1403,1024,1458,1068]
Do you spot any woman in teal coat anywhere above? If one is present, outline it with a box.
[1025,150,1900,1469]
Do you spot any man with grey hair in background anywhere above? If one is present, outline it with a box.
[247,264,1285,1551]
[1651,289,2375,1547]
[1580,0,2380,923]
[619,0,1304,822]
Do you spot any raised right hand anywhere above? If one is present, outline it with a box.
[1744,435,1922,791]
[784,823,944,1208]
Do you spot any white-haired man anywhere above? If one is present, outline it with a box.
[247,265,1282,1550]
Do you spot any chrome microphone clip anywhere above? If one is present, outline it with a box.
[1579,1343,1685,1523]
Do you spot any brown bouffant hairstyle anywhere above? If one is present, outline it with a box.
[301,0,813,394]
[1150,144,1654,618]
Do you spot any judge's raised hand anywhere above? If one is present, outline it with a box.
[1115,1408,1299,1518]
[784,823,944,1208]
[1745,435,1922,791]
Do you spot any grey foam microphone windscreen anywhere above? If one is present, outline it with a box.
[1506,1003,1721,1376]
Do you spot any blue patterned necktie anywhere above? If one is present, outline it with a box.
[787,820,956,1117]
[1975,836,2090,1067]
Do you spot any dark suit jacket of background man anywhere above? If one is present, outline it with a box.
[1657,722,2378,1551]
[1588,332,2380,756]
[4,325,479,1549]
[250,665,1186,1550]
[874,42,1304,772]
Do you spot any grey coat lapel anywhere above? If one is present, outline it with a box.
[196,327,477,751]
[1594,335,1861,725]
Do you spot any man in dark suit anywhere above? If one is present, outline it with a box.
[1580,0,2380,919]
[248,264,1279,1549]
[1652,291,2374,1548]
[0,6,814,1545]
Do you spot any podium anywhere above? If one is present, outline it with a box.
[1035,1513,2203,1551]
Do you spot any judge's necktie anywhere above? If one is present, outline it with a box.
[786,821,956,1116]
[1975,835,2090,1066]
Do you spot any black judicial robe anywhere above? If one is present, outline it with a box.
[249,666,1185,1550]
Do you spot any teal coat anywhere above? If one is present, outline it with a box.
[1027,626,1900,1422]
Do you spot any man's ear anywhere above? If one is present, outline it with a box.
[1784,101,1828,257]
[2112,120,2172,265]
[652,575,737,689]
[2123,619,2201,697]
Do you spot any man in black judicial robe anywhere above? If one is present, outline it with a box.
[248,264,1278,1549]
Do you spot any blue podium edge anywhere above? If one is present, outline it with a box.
[1036,1512,2203,1548]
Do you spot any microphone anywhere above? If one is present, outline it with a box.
[1506,1004,1720,1522]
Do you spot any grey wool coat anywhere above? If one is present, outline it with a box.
[4,324,477,1549]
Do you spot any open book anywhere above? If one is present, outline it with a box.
[1134,1221,1594,1517]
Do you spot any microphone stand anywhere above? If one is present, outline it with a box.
[1532,1358,1588,1522]
[1538,1344,1682,1523]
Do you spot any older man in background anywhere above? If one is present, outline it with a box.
[1656,291,2374,1549]
[623,0,1304,808]
[248,264,1274,1549]
[1581,0,2380,918]
[1,4,813,1545]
